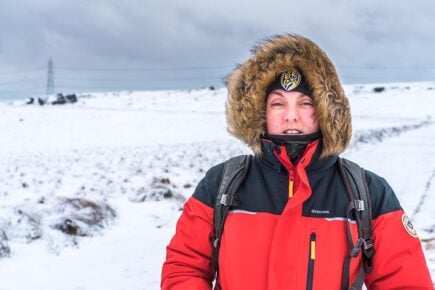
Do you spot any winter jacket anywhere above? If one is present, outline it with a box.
[161,140,433,289]
[162,34,434,289]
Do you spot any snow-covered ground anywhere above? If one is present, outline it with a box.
[0,83,434,289]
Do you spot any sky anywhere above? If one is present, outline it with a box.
[1,0,435,100]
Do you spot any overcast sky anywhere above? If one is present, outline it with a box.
[1,0,435,100]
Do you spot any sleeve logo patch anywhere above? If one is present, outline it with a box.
[401,214,418,238]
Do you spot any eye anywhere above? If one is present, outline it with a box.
[271,102,284,107]
[268,97,285,107]
[299,98,313,107]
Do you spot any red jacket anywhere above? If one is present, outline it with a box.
[162,141,433,289]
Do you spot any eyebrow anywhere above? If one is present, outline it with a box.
[299,94,311,99]
[268,91,310,99]
[268,91,285,98]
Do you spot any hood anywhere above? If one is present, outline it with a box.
[225,34,352,158]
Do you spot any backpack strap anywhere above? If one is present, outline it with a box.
[211,155,252,288]
[338,158,375,290]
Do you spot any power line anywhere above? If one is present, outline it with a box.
[338,65,435,70]
[1,63,434,74]
[0,77,45,86]
[0,86,44,93]
[54,75,226,82]
[56,65,234,72]
[1,61,434,100]
[0,68,45,77]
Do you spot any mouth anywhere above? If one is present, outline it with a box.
[282,129,303,135]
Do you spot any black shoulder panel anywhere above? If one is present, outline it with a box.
[193,157,403,219]
[364,170,402,219]
[193,157,289,214]
[193,162,225,208]
[234,157,289,214]
[303,167,350,218]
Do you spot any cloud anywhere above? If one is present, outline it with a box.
[1,0,435,99]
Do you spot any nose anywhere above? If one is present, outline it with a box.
[285,105,298,122]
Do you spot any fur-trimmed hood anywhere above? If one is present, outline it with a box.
[225,34,351,158]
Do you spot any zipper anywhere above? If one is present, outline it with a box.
[273,145,295,199]
[306,232,316,290]
[288,169,294,198]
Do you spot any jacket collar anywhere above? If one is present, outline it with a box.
[260,139,338,173]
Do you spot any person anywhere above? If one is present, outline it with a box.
[161,34,433,289]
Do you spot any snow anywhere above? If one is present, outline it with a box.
[0,83,434,289]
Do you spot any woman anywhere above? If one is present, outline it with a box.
[161,34,433,290]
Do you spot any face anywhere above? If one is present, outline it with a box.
[266,90,319,135]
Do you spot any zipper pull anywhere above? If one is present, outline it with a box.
[288,170,294,198]
[310,233,316,260]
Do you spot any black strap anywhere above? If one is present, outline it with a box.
[338,158,375,290]
[211,155,252,287]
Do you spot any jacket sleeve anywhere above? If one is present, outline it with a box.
[364,173,434,289]
[161,196,215,290]
[365,209,433,289]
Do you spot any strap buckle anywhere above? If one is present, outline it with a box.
[351,238,363,257]
[213,237,220,248]
[353,200,364,211]
[220,193,240,206]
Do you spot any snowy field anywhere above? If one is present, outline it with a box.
[0,83,434,289]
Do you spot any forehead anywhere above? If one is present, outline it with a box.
[267,89,309,100]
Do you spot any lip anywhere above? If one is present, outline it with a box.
[283,129,303,135]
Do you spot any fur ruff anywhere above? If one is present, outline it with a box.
[225,34,352,157]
